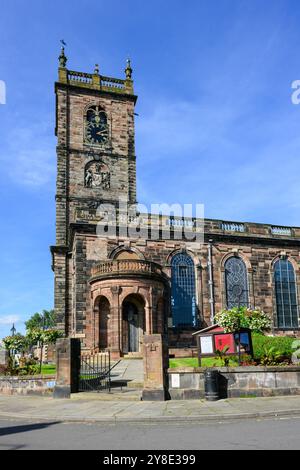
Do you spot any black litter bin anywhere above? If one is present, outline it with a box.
[204,369,220,401]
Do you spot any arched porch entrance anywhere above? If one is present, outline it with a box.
[89,259,168,358]
[122,294,145,354]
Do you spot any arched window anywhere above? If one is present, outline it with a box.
[225,257,249,309]
[274,259,299,329]
[171,253,197,328]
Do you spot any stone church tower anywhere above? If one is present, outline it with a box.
[51,48,300,358]
[51,48,168,357]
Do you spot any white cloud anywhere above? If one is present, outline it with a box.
[136,99,238,162]
[9,148,54,186]
[0,315,20,326]
[0,117,55,188]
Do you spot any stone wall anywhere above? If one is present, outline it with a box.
[65,231,300,351]
[168,366,300,399]
[0,375,56,396]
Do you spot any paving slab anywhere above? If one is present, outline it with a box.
[110,359,144,388]
[1,394,300,423]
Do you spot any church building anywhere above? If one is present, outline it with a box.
[51,48,300,358]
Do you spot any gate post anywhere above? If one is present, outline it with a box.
[53,338,81,398]
[142,334,169,401]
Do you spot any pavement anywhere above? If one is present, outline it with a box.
[110,359,144,388]
[1,394,300,424]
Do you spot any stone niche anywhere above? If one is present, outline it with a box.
[84,161,110,190]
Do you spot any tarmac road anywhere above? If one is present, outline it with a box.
[1,416,300,450]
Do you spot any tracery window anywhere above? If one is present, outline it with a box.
[171,253,197,328]
[274,259,299,329]
[225,257,249,309]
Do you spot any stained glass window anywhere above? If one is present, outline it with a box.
[171,253,197,328]
[274,259,299,329]
[225,257,249,309]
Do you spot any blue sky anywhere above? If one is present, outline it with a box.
[1,0,300,338]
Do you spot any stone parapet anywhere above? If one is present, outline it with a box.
[90,259,165,282]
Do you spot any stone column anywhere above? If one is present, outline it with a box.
[110,286,122,359]
[145,288,153,334]
[142,334,169,401]
[53,338,81,398]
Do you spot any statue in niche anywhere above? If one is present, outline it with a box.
[85,169,93,188]
[85,161,110,189]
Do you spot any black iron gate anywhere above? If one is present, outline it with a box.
[79,352,111,392]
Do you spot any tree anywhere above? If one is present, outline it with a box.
[26,328,63,345]
[26,327,63,373]
[2,334,28,356]
[25,309,56,331]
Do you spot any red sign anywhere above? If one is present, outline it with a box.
[214,334,235,353]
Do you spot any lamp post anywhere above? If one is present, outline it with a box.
[39,312,46,374]
[10,323,16,367]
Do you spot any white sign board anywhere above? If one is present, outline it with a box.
[200,335,213,354]
[171,374,180,388]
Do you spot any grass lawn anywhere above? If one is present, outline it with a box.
[40,364,56,375]
[169,357,238,368]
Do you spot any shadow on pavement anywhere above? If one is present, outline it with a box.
[0,421,60,437]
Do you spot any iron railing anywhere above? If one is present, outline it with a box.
[79,352,111,392]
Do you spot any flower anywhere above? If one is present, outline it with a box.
[215,307,271,333]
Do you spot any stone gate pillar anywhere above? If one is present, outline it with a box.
[53,338,81,398]
[142,334,169,401]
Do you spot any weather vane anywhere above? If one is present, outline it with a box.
[59,40,68,68]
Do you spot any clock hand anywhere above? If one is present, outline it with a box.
[96,129,108,135]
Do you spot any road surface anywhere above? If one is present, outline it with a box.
[0,416,300,450]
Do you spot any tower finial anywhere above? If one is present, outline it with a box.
[125,58,132,79]
[59,40,67,68]
[94,64,99,75]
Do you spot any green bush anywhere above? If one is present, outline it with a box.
[252,333,294,360]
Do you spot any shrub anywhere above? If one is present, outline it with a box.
[252,333,294,361]
[0,364,9,376]
[215,307,271,334]
[2,334,28,355]
[291,340,300,363]
[258,346,285,365]
[215,345,230,366]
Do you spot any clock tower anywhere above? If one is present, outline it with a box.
[51,47,138,334]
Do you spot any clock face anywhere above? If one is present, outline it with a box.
[85,107,108,145]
